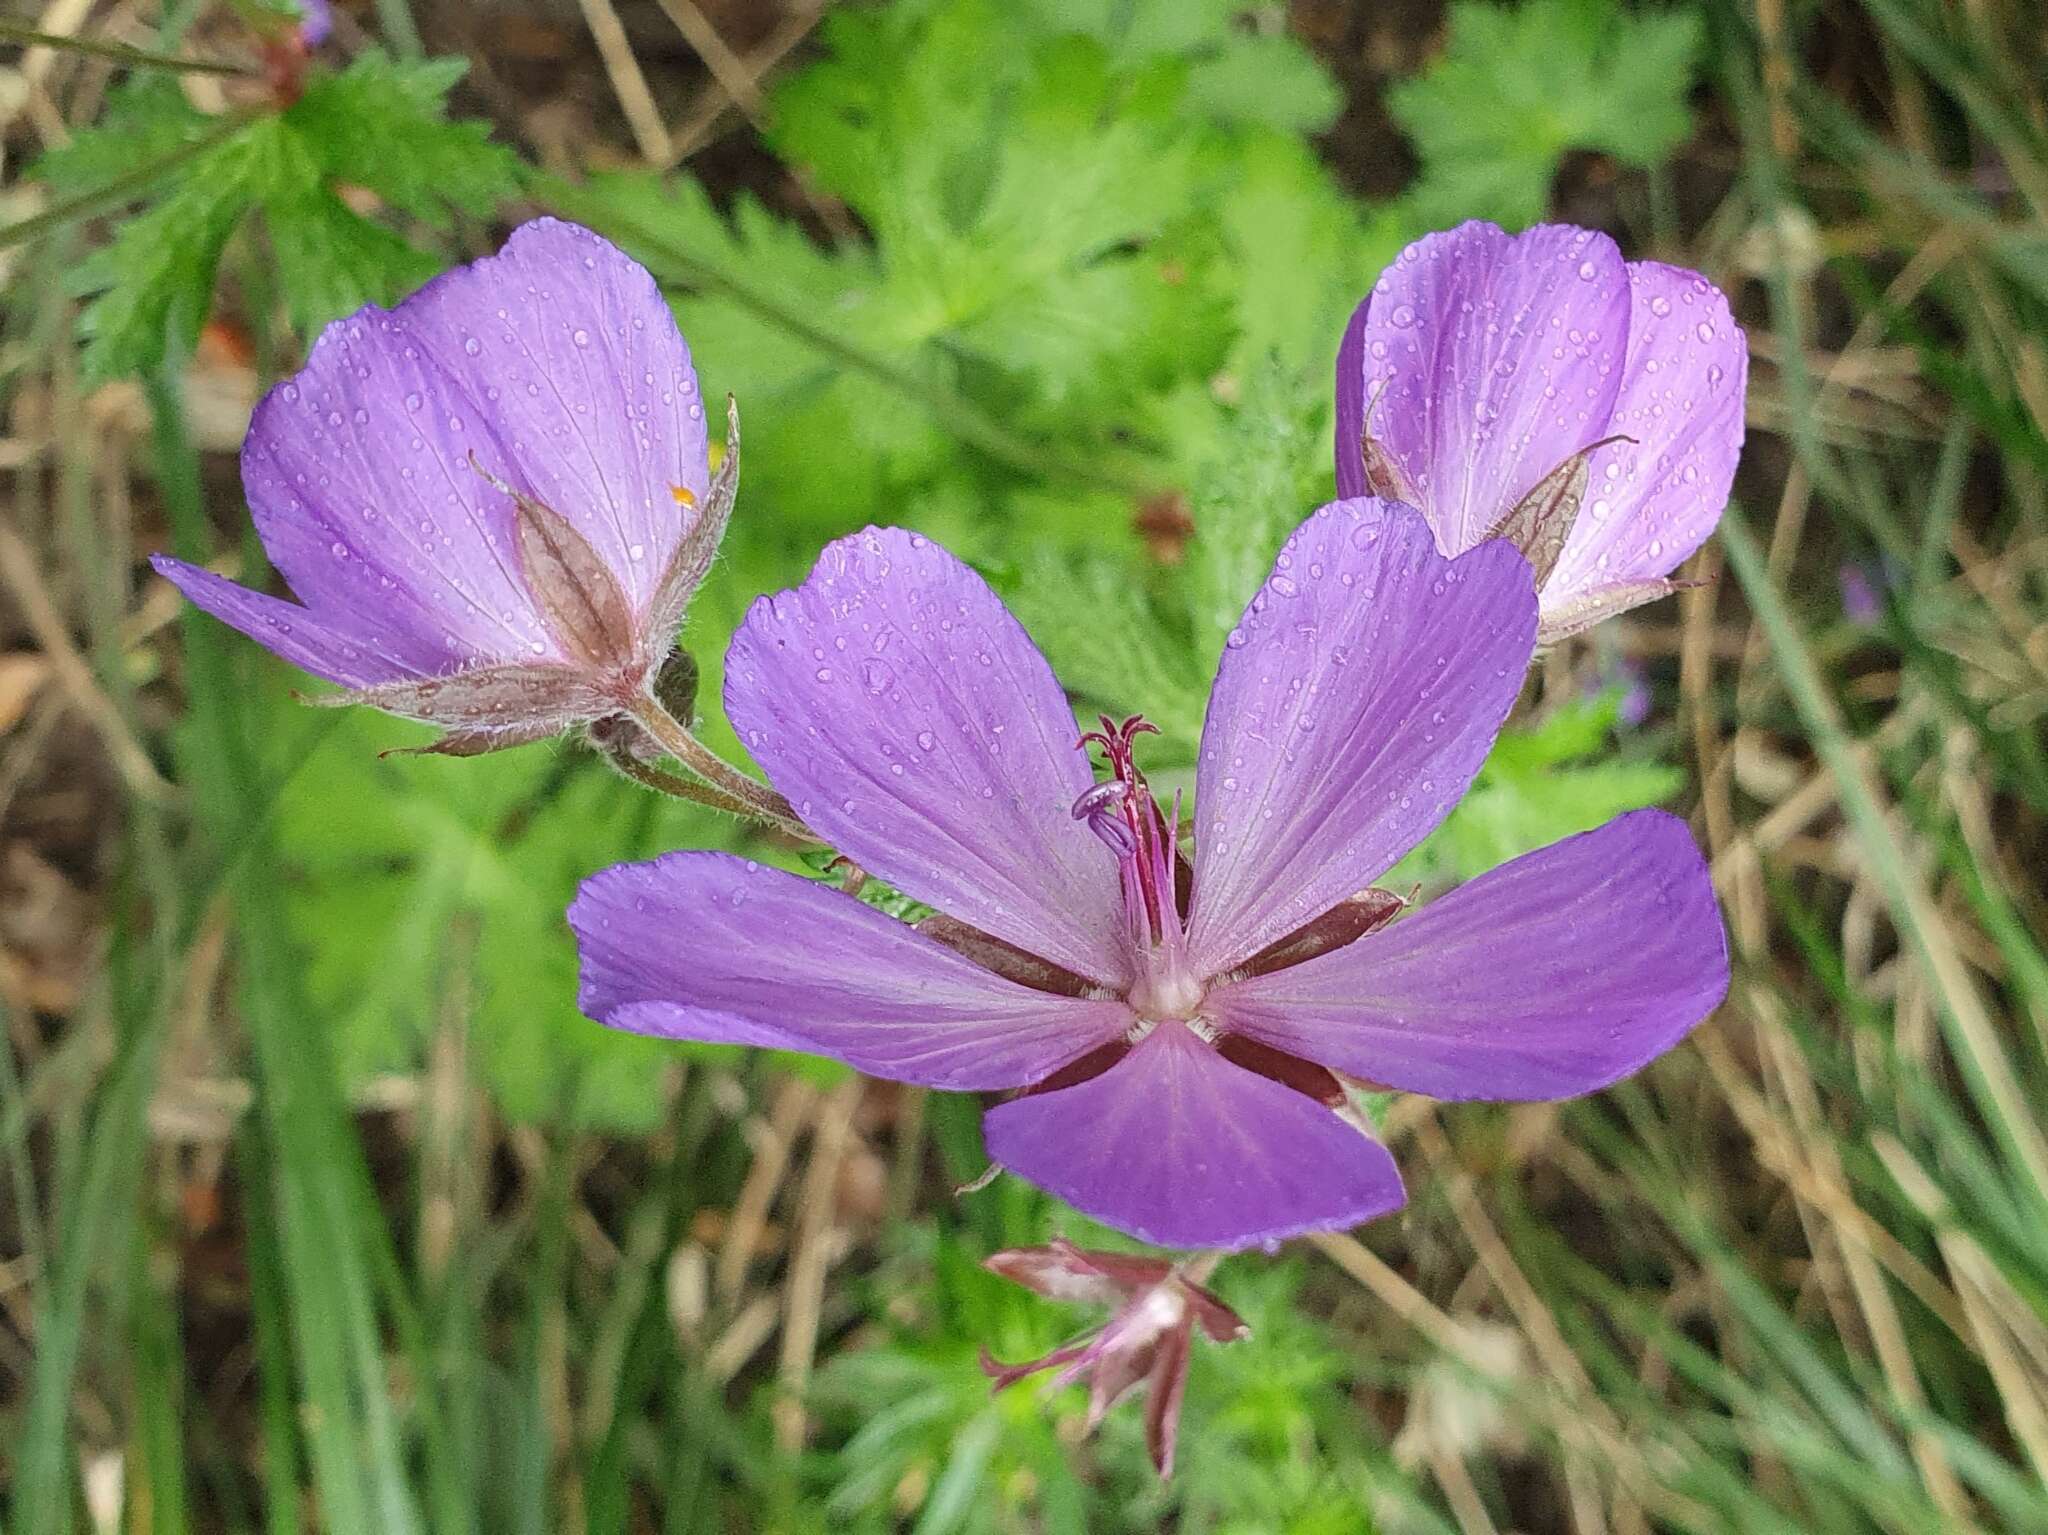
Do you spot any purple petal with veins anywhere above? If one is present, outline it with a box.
[153,219,725,748]
[1335,220,1746,637]
[574,502,1726,1250]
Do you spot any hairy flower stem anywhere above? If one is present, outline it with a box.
[594,737,773,823]
[627,694,819,843]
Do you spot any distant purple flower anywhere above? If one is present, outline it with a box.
[1838,558,1894,627]
[1591,656,1652,729]
[981,1239,1248,1478]
[153,219,732,756]
[1337,221,1747,643]
[571,502,1728,1250]
[296,0,333,47]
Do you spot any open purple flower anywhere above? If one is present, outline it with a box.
[571,501,1728,1250]
[981,1239,1248,1478]
[1337,221,1747,643]
[152,219,733,757]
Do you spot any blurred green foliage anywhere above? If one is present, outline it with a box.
[30,54,516,379]
[1388,0,1703,226]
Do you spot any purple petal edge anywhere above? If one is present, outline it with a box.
[1210,809,1729,1101]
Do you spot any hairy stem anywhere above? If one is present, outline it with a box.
[626,694,818,843]
[595,736,773,823]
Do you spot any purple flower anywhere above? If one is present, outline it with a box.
[1591,655,1652,729]
[571,501,1728,1250]
[1838,558,1895,627]
[296,0,333,47]
[1337,221,1747,643]
[980,1239,1249,1478]
[152,220,731,757]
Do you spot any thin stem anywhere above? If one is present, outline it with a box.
[0,110,255,254]
[597,737,774,823]
[0,19,256,76]
[626,694,819,843]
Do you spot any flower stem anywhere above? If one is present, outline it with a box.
[0,20,256,75]
[626,694,819,843]
[595,737,770,823]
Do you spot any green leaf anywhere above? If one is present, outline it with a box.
[26,74,210,194]
[1389,0,1704,226]
[288,52,517,225]
[67,119,274,381]
[49,49,513,379]
[1395,694,1685,882]
[1182,32,1345,134]
[253,682,746,1132]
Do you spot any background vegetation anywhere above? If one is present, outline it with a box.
[2,0,2044,1529]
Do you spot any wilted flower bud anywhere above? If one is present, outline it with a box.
[979,1239,1248,1478]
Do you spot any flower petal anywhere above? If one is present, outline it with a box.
[571,851,1128,1091]
[1185,501,1534,976]
[396,218,712,615]
[240,293,562,671]
[1207,810,1728,1100]
[983,1020,1408,1250]
[1336,221,1632,553]
[1546,261,1747,604]
[724,526,1129,986]
[149,555,420,689]
[237,220,709,680]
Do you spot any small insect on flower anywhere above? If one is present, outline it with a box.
[1337,220,1748,644]
[152,219,737,758]
[572,501,1729,1250]
[981,1239,1248,1478]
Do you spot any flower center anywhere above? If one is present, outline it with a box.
[1071,715,1205,1018]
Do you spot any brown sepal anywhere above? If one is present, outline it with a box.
[307,662,610,731]
[1483,433,1633,588]
[1214,1034,1347,1107]
[916,913,1100,998]
[647,395,741,643]
[380,719,561,759]
[1360,430,1417,504]
[1536,574,1711,646]
[1238,887,1407,977]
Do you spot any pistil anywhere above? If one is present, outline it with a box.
[1072,715,1201,1016]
